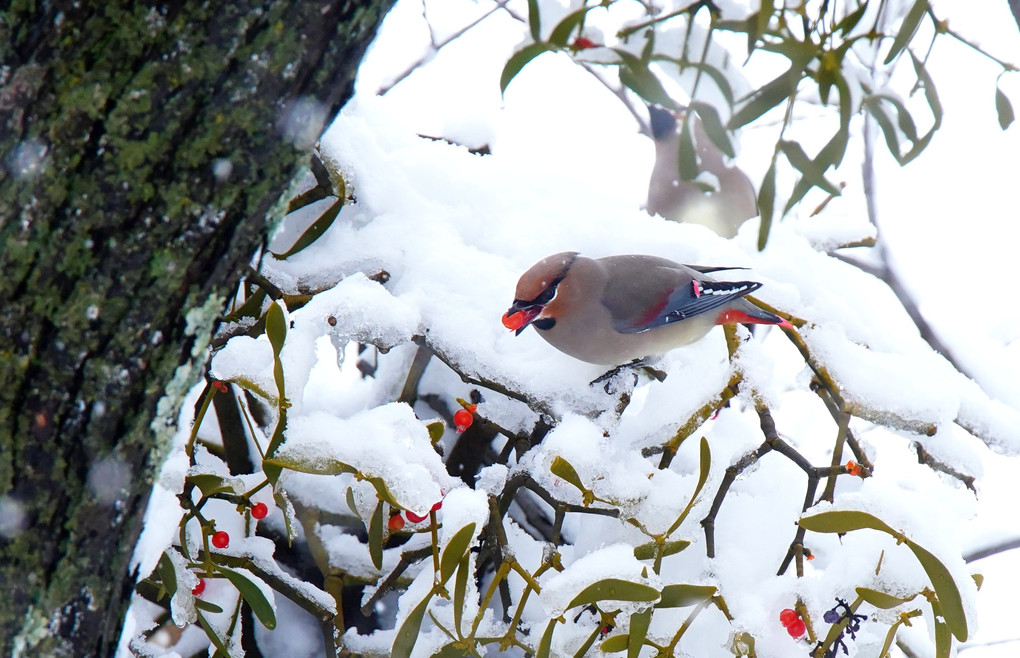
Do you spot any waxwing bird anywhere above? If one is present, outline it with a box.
[646,106,757,238]
[502,252,791,365]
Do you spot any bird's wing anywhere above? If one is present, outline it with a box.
[601,257,761,334]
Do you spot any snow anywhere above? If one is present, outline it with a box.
[123,0,1020,656]
[278,403,457,514]
[540,543,660,616]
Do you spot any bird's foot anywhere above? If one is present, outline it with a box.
[590,359,667,394]
[639,364,668,383]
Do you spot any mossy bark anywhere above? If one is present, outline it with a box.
[0,1,392,654]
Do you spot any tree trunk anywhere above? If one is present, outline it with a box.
[0,1,392,655]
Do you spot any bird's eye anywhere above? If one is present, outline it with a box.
[530,277,561,306]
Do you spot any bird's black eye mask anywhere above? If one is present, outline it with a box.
[530,276,562,306]
[509,275,563,312]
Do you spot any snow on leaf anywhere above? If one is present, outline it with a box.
[276,404,457,515]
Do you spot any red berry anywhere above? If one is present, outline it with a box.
[786,618,806,638]
[251,502,268,519]
[211,530,230,549]
[453,408,473,433]
[779,608,798,626]
[502,312,525,331]
[388,513,405,532]
[846,460,863,477]
[572,37,598,50]
[192,578,205,596]
[405,510,429,523]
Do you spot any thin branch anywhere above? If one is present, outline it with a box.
[577,61,651,135]
[520,475,621,518]
[212,554,335,621]
[359,546,433,616]
[701,441,774,558]
[964,536,1020,563]
[498,472,620,535]
[895,637,925,658]
[809,382,872,471]
[376,1,510,96]
[914,442,976,493]
[781,319,938,436]
[928,6,1018,70]
[397,343,433,404]
[756,406,846,576]
[418,335,559,417]
[618,6,692,38]
[653,372,742,467]
[819,411,851,503]
[860,111,975,380]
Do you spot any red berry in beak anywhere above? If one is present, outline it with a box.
[502,311,525,331]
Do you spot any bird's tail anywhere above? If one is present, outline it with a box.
[716,299,793,328]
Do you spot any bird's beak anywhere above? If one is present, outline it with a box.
[502,301,543,336]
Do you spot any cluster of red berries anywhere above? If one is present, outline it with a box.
[388,499,444,532]
[780,608,806,638]
[193,501,271,597]
[211,380,229,393]
[191,532,232,596]
[453,405,476,433]
[209,502,270,549]
[845,460,863,476]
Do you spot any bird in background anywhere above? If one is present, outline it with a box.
[502,252,792,366]
[646,105,758,239]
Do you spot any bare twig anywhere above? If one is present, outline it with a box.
[577,61,651,135]
[653,372,743,467]
[810,383,873,471]
[914,442,976,493]
[781,320,938,436]
[964,536,1020,563]
[819,411,852,503]
[377,1,511,95]
[397,342,433,404]
[360,546,433,616]
[755,406,845,576]
[417,335,558,417]
[212,554,335,621]
[860,111,974,380]
[701,440,774,559]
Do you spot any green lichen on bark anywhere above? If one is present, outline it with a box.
[0,0,393,654]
